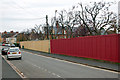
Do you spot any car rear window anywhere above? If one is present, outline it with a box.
[4,48,8,50]
[9,49,19,52]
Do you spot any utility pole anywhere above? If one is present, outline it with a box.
[46,15,49,39]
[118,2,120,34]
[55,10,57,39]
[61,11,64,38]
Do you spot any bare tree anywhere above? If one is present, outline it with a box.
[24,29,31,40]
[63,9,76,38]
[33,24,44,40]
[56,10,65,38]
[19,25,44,41]
[50,17,55,39]
[17,32,28,41]
[19,1,117,41]
[75,2,117,35]
[56,8,78,38]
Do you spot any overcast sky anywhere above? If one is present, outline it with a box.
[0,0,119,32]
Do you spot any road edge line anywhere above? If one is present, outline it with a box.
[1,55,26,78]
[22,50,120,74]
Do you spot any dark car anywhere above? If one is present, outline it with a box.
[1,47,9,55]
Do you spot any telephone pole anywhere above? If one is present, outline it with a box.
[46,15,49,39]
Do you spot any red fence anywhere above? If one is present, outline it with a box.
[50,34,120,63]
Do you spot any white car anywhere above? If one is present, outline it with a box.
[7,47,22,60]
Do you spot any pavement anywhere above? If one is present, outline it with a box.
[22,49,119,72]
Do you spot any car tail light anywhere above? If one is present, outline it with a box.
[8,52,10,54]
[19,52,21,54]
[2,44,5,46]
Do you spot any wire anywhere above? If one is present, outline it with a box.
[1,0,46,20]
[3,17,46,21]
[10,0,34,16]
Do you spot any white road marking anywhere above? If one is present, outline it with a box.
[44,69,47,71]
[48,71,51,73]
[22,51,119,74]
[56,75,61,78]
[24,59,63,78]
[1,54,63,78]
[24,60,61,77]
[52,73,56,75]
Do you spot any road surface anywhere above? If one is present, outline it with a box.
[0,46,21,79]
[0,46,119,79]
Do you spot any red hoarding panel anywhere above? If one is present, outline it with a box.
[118,34,120,62]
[50,34,119,63]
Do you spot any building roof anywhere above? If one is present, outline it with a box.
[2,31,19,39]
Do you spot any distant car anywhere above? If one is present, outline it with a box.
[1,47,9,55]
[2,44,5,46]
[2,44,10,47]
[10,44,16,47]
[5,44,11,47]
[7,47,22,60]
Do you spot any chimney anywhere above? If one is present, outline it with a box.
[4,31,7,34]
[10,31,14,33]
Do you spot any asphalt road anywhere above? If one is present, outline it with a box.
[5,50,119,78]
[0,46,119,79]
[0,46,21,79]
[2,57,21,78]
[22,49,118,71]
